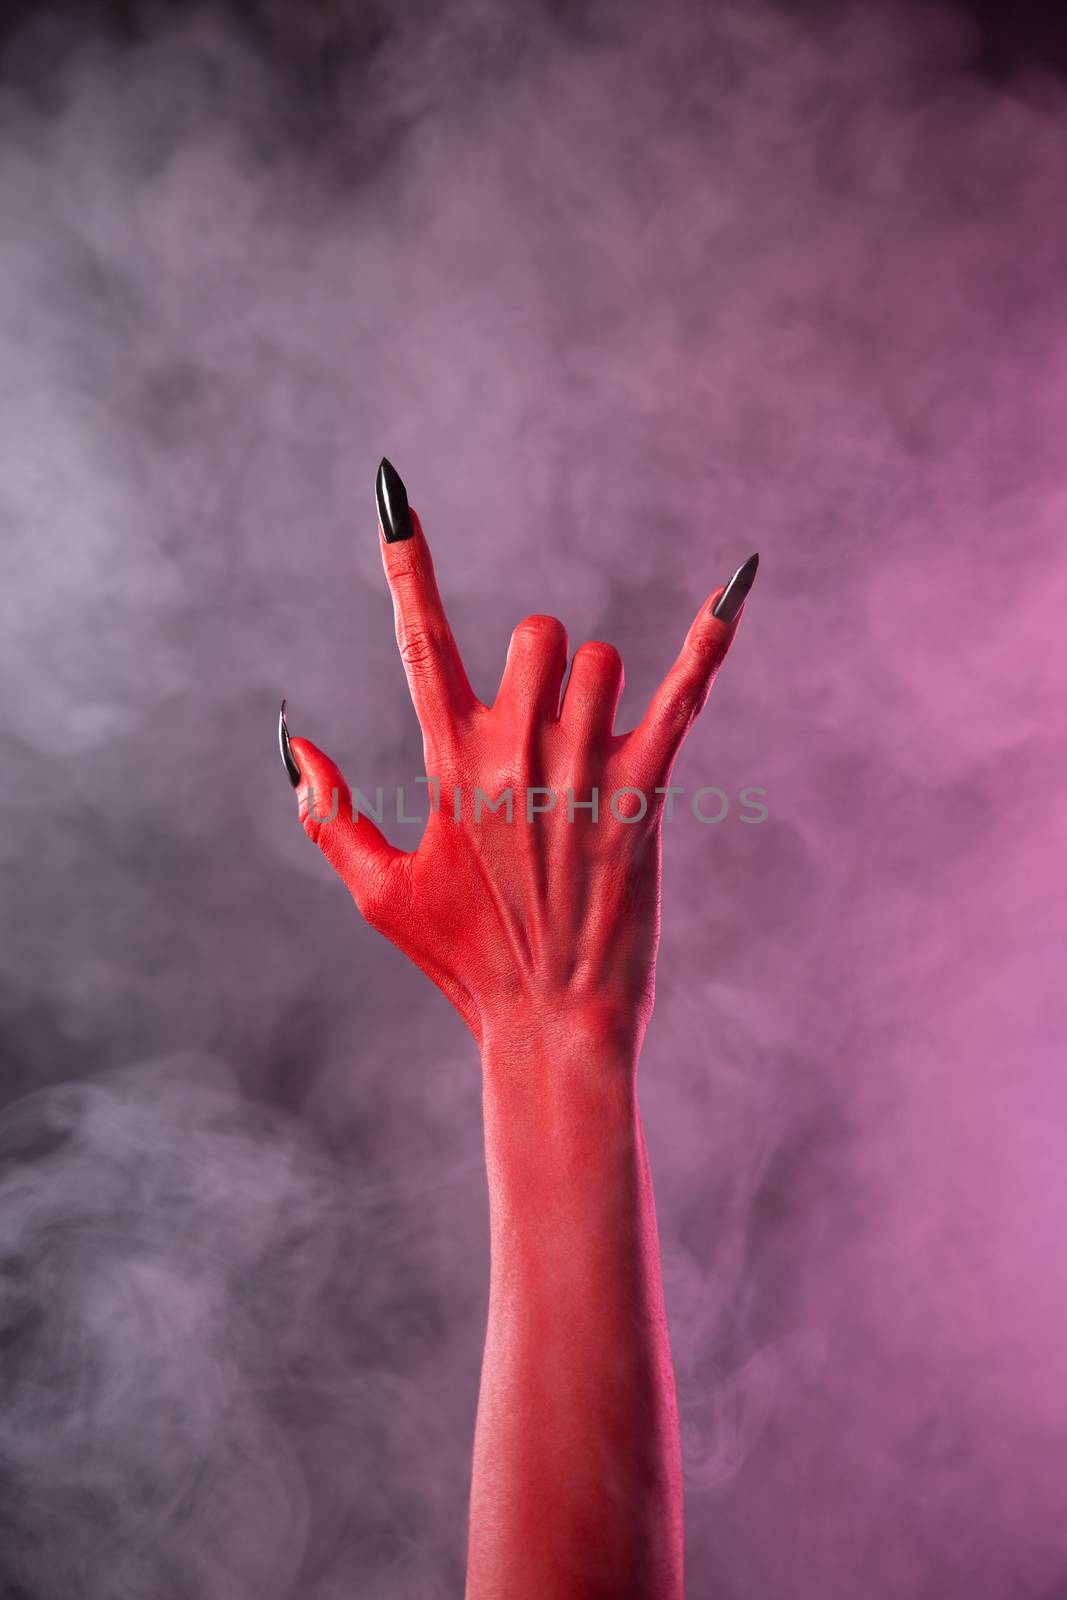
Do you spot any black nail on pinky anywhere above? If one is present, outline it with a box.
[279,699,300,787]
[376,457,414,543]
[712,552,759,623]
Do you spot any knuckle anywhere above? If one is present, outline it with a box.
[575,639,622,674]
[397,623,444,670]
[691,678,715,717]
[300,786,339,840]
[512,614,567,652]
[388,551,427,588]
[655,690,696,738]
[490,764,523,797]
[686,633,727,684]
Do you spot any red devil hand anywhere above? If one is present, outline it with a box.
[280,459,757,1600]
[281,459,756,1056]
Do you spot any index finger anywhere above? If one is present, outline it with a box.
[624,553,758,784]
[375,458,480,739]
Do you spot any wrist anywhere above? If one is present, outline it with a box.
[479,999,645,1219]
[479,994,645,1081]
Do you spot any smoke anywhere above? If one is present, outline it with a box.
[0,1052,479,1598]
[2,0,1066,1594]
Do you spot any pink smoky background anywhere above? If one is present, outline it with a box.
[1,0,1065,1595]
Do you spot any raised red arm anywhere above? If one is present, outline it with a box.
[281,458,757,1599]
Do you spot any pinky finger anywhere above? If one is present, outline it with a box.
[625,553,758,782]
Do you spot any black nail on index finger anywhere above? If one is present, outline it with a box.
[711,552,759,624]
[279,699,300,787]
[376,458,414,543]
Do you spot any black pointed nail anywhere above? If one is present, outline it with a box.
[376,457,413,543]
[712,553,759,624]
[279,699,300,787]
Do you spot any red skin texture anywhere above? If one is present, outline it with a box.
[289,508,745,1599]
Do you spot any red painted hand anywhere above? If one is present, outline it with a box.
[284,468,754,1053]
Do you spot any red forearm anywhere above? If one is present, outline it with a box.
[466,1009,684,1600]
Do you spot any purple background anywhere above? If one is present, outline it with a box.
[2,1,1066,1595]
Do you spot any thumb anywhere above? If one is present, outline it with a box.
[279,703,405,921]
